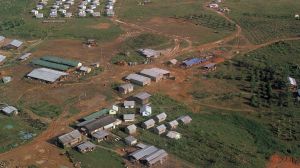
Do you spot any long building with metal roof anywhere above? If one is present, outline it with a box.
[27,68,69,83]
[31,59,70,71]
[41,56,82,67]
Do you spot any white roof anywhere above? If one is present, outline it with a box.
[1,106,18,115]
[79,66,91,72]
[0,36,5,41]
[9,39,23,48]
[138,49,159,58]
[124,101,135,106]
[288,77,297,86]
[126,73,151,83]
[0,55,6,63]
[27,68,68,82]
[150,68,170,75]
[19,53,32,60]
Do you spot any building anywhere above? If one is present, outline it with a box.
[4,39,23,49]
[123,114,135,122]
[76,141,96,153]
[79,66,92,73]
[166,131,181,140]
[125,73,151,86]
[31,59,70,71]
[80,116,121,135]
[18,53,32,61]
[0,55,6,64]
[109,105,119,115]
[140,105,152,117]
[1,106,18,116]
[154,124,166,135]
[129,145,168,166]
[91,130,110,142]
[288,77,297,86]
[182,58,207,68]
[168,59,178,65]
[125,124,137,135]
[138,49,160,58]
[125,136,137,146]
[57,130,83,148]
[40,56,82,68]
[203,63,216,71]
[27,68,69,83]
[2,76,12,84]
[140,69,163,82]
[83,109,109,121]
[154,112,167,123]
[124,101,135,108]
[166,120,179,130]
[149,68,171,78]
[118,83,134,94]
[177,115,192,125]
[141,119,155,129]
[134,92,151,105]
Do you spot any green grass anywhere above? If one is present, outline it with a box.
[30,101,63,119]
[68,148,124,168]
[0,0,122,40]
[0,114,46,153]
[224,0,300,44]
[137,94,291,167]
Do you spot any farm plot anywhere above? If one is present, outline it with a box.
[224,0,300,44]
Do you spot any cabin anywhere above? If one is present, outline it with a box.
[177,115,192,125]
[91,130,110,142]
[57,130,83,148]
[134,92,151,105]
[123,114,135,122]
[125,124,137,135]
[142,119,155,129]
[166,120,179,130]
[124,101,135,108]
[1,106,18,116]
[154,124,167,135]
[118,83,134,94]
[125,136,137,146]
[76,141,96,153]
[154,113,167,123]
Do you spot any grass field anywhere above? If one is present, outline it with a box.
[0,0,122,41]
[224,0,300,44]
[30,101,63,119]
[68,148,125,168]
[134,94,293,167]
[0,114,46,153]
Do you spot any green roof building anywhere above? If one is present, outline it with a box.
[31,59,70,71]
[41,56,82,67]
[83,109,109,121]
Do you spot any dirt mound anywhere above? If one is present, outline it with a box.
[267,154,300,168]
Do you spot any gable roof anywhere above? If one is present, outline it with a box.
[27,68,69,83]
[83,116,117,133]
[134,92,151,100]
[0,55,6,63]
[9,40,23,48]
[58,130,82,144]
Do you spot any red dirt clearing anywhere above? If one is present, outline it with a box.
[267,154,300,168]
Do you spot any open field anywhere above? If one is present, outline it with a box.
[224,0,300,44]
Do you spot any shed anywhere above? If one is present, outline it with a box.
[118,83,134,94]
[27,68,69,83]
[123,114,135,122]
[76,141,96,153]
[177,115,192,125]
[154,112,167,123]
[80,116,119,134]
[0,36,5,42]
[58,130,83,148]
[154,124,167,135]
[166,131,181,140]
[124,101,135,108]
[140,105,152,117]
[204,63,216,71]
[141,149,168,166]
[182,58,207,67]
[18,53,32,61]
[5,39,23,49]
[1,106,18,116]
[0,55,6,64]
[168,59,178,65]
[125,124,137,135]
[125,73,151,86]
[91,130,110,142]
[166,120,179,129]
[150,68,171,78]
[141,119,155,129]
[140,69,163,82]
[2,76,12,84]
[125,136,137,146]
[134,92,151,105]
[79,66,92,73]
[138,49,160,58]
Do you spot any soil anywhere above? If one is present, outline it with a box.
[267,154,300,168]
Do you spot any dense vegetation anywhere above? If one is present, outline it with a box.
[209,40,300,157]
[224,0,300,44]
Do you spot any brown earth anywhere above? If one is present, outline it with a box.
[267,154,300,168]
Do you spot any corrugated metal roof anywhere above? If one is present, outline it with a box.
[126,124,137,131]
[0,36,5,41]
[119,83,133,90]
[92,130,110,139]
[150,68,170,75]
[27,68,68,83]
[177,115,192,124]
[0,55,6,63]
[129,146,158,160]
[58,130,81,144]
[83,115,116,133]
[124,101,135,107]
[155,112,167,121]
[125,74,151,83]
[77,141,96,150]
[1,106,18,114]
[123,114,135,120]
[32,59,70,71]
[19,53,32,60]
[41,56,81,67]
[183,58,207,66]
[140,69,162,79]
[83,109,109,121]
[125,136,137,143]
[9,39,23,47]
[138,49,159,58]
[155,124,166,132]
[143,119,155,126]
[134,92,151,100]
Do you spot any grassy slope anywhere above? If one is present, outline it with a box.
[135,94,289,167]
[224,0,300,44]
[0,0,122,40]
[68,148,124,168]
